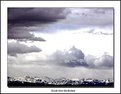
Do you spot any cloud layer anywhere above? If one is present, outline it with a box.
[67,8,113,26]
[8,8,113,35]
[7,46,113,79]
[8,26,46,41]
[8,42,41,56]
[8,46,113,69]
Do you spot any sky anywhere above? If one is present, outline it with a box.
[8,8,114,80]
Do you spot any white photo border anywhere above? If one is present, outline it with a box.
[1,1,120,93]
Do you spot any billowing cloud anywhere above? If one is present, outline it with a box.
[85,53,113,68]
[51,48,113,68]
[8,42,41,56]
[49,46,88,67]
[94,54,113,68]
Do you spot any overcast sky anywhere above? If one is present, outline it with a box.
[8,8,113,80]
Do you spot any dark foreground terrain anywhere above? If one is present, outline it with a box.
[8,77,114,87]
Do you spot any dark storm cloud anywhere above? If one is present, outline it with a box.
[8,8,67,25]
[8,42,41,56]
[8,8,68,40]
